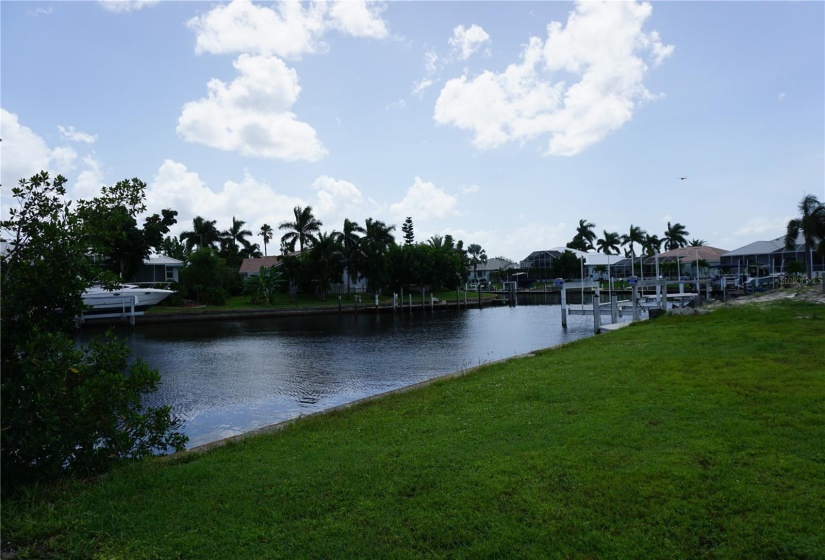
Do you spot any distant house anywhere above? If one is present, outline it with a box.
[473,257,516,282]
[720,232,822,277]
[133,255,183,284]
[615,246,729,278]
[239,256,283,277]
[520,249,561,270]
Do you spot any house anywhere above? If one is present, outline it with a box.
[133,255,184,284]
[720,232,823,277]
[472,257,516,283]
[239,256,283,277]
[520,248,617,280]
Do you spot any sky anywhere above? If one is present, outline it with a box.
[2,0,823,262]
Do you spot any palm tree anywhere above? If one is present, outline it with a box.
[259,224,274,256]
[689,239,707,247]
[642,233,662,256]
[620,224,646,275]
[785,194,825,280]
[596,231,621,255]
[427,234,446,249]
[279,206,322,253]
[337,218,364,293]
[566,219,597,252]
[180,216,221,251]
[222,216,253,252]
[308,231,343,300]
[467,243,487,282]
[663,222,690,251]
[360,218,396,294]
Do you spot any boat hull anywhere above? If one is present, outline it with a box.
[82,286,174,316]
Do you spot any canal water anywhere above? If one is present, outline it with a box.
[81,305,597,448]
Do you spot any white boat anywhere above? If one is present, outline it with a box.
[82,284,174,316]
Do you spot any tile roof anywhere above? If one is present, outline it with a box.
[239,256,283,274]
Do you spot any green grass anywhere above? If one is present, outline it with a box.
[4,300,824,559]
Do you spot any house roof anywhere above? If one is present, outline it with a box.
[656,246,728,263]
[144,255,184,266]
[239,256,284,274]
[721,233,805,257]
[476,257,517,272]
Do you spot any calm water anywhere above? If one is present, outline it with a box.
[81,305,596,448]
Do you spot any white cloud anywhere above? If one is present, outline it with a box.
[27,7,53,16]
[188,0,327,59]
[412,79,434,97]
[1,109,56,187]
[50,146,79,173]
[389,177,458,221]
[58,125,97,144]
[434,0,673,157]
[188,0,388,59]
[311,175,382,228]
[71,156,106,200]
[328,0,389,39]
[98,1,159,13]
[147,160,306,239]
[386,99,406,111]
[146,162,384,243]
[461,184,480,194]
[176,54,327,161]
[449,24,491,60]
[733,217,791,237]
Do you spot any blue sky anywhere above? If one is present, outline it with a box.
[2,0,823,261]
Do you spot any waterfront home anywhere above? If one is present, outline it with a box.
[134,255,184,284]
[720,232,823,277]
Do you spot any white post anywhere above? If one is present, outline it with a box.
[611,294,618,323]
[556,279,567,329]
[592,296,601,334]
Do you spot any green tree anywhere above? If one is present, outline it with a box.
[220,216,253,268]
[279,205,322,253]
[596,231,621,255]
[567,219,597,251]
[338,218,364,293]
[551,250,583,280]
[620,224,646,275]
[689,238,707,247]
[259,223,274,256]
[1,172,186,488]
[401,216,415,245]
[76,178,177,280]
[180,216,221,251]
[467,243,487,281]
[160,235,188,261]
[307,231,344,300]
[360,218,396,294]
[642,233,663,256]
[179,247,230,304]
[785,194,825,280]
[244,265,284,305]
[664,222,690,251]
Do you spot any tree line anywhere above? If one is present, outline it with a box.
[163,208,490,304]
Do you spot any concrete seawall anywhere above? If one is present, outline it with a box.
[82,297,502,326]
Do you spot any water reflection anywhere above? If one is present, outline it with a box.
[78,305,595,447]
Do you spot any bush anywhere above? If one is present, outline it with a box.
[1,172,188,490]
[2,331,187,486]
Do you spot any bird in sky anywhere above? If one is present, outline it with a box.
[680,176,688,180]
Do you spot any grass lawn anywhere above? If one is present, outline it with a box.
[3,300,824,558]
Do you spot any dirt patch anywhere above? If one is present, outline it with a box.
[712,283,825,309]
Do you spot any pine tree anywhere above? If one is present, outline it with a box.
[401,216,415,245]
